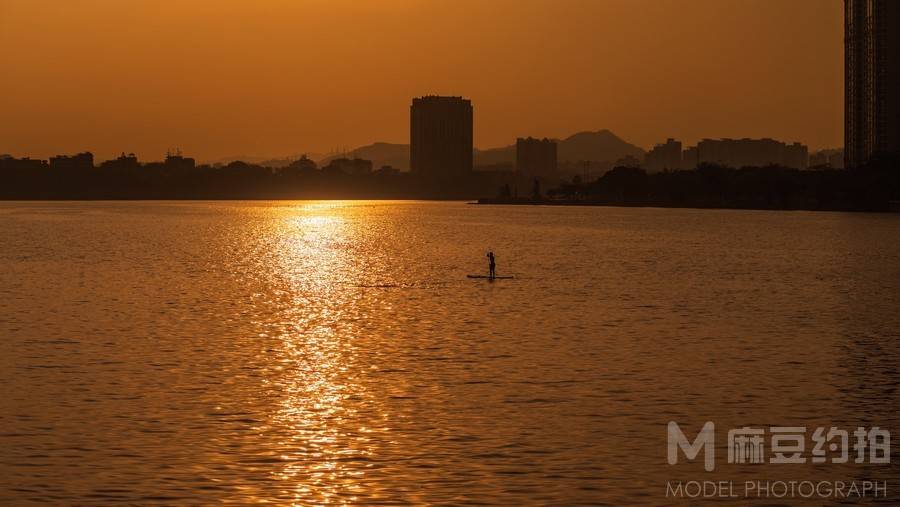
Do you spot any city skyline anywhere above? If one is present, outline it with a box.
[0,0,843,161]
[2,129,821,171]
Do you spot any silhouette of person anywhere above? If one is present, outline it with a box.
[487,251,496,279]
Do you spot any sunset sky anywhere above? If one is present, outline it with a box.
[0,0,843,162]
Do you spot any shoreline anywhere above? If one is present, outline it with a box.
[473,197,900,213]
[1,197,897,213]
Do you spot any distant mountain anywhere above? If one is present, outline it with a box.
[557,129,645,163]
[207,153,326,167]
[475,129,645,167]
[254,157,292,169]
[208,130,644,171]
[318,142,410,171]
[206,155,272,166]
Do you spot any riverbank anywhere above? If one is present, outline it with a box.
[474,197,900,213]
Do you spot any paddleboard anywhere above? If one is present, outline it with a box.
[467,275,514,279]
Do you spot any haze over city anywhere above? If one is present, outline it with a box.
[0,0,843,162]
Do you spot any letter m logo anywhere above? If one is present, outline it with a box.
[668,421,715,471]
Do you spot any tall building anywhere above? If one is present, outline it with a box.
[410,96,473,176]
[644,138,682,172]
[516,137,557,176]
[845,0,900,168]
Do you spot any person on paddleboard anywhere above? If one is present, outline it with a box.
[487,251,496,279]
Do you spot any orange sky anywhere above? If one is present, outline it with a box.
[0,0,844,161]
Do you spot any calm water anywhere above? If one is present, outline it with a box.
[1,201,899,505]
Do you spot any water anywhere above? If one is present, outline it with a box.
[1,201,899,505]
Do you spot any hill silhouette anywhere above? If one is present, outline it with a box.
[310,130,646,171]
[200,130,644,170]
[475,129,645,166]
[318,142,410,171]
[557,129,645,162]
[208,153,326,168]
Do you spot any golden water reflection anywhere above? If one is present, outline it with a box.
[6,202,900,505]
[268,204,387,504]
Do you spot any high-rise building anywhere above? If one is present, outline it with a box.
[516,137,557,176]
[644,138,682,172]
[845,0,900,168]
[410,96,473,176]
